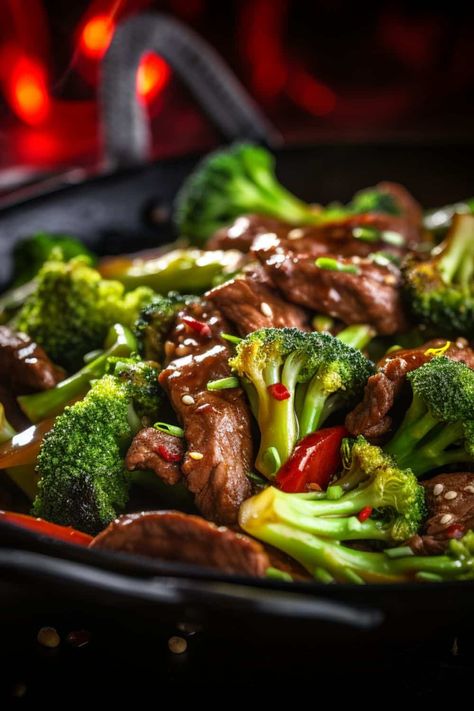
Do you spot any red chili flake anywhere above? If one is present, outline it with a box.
[267,383,290,401]
[157,445,182,463]
[181,316,212,338]
[446,523,465,539]
[357,506,373,522]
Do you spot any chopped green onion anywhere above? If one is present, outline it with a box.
[207,376,240,390]
[352,227,380,242]
[266,567,293,582]
[154,422,185,438]
[384,344,403,355]
[315,257,360,275]
[384,545,415,559]
[381,230,405,246]
[221,333,242,344]
[369,251,401,267]
[312,314,335,332]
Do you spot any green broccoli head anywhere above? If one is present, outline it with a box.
[14,255,155,371]
[174,142,319,245]
[229,328,374,478]
[33,360,161,534]
[134,291,198,362]
[402,213,474,337]
[106,356,161,423]
[384,356,474,476]
[12,232,96,286]
[347,186,402,216]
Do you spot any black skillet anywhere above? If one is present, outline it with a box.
[0,13,473,649]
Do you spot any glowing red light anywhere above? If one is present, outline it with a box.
[80,15,115,58]
[9,57,50,126]
[288,70,337,117]
[137,53,170,102]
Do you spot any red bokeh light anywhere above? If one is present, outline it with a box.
[136,52,170,102]
[8,56,50,126]
[80,14,115,58]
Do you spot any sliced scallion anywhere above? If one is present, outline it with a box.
[153,422,184,438]
[315,257,360,275]
[207,376,240,391]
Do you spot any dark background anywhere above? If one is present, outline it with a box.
[0,0,473,187]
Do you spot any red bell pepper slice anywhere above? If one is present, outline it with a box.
[0,511,93,546]
[275,426,348,493]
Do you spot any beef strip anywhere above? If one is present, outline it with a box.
[207,214,289,252]
[125,428,184,485]
[90,510,270,577]
[208,183,423,258]
[0,325,64,394]
[408,473,474,554]
[206,274,309,335]
[346,338,474,438]
[159,300,252,524]
[257,245,408,335]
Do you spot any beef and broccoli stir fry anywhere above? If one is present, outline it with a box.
[1,142,474,584]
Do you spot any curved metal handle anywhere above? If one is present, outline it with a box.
[100,12,280,168]
[0,548,382,629]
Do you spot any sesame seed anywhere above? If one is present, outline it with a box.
[189,451,203,460]
[445,490,458,500]
[433,483,444,496]
[440,514,453,525]
[168,636,187,654]
[464,485,474,494]
[181,395,195,405]
[260,302,273,318]
[37,627,60,648]
[288,228,304,240]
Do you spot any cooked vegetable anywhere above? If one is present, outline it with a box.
[14,255,154,371]
[275,426,347,493]
[135,291,198,361]
[99,248,243,292]
[12,233,96,286]
[0,511,92,546]
[245,437,424,545]
[33,359,161,534]
[240,501,474,583]
[403,214,474,337]
[18,324,137,423]
[0,403,15,443]
[423,198,474,236]
[382,356,474,476]
[174,143,321,244]
[229,327,374,478]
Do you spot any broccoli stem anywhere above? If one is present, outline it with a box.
[243,518,473,583]
[298,378,328,438]
[255,486,392,541]
[18,324,137,423]
[336,324,375,351]
[384,393,466,476]
[438,215,474,289]
[99,248,243,292]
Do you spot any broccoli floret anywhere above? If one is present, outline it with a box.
[106,356,162,423]
[14,255,155,371]
[33,360,161,534]
[242,437,424,548]
[403,214,474,337]
[174,143,320,245]
[347,186,402,216]
[135,291,198,362]
[12,233,96,286]
[229,328,374,478]
[18,324,137,423]
[423,198,474,237]
[240,497,474,583]
[384,356,474,476]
